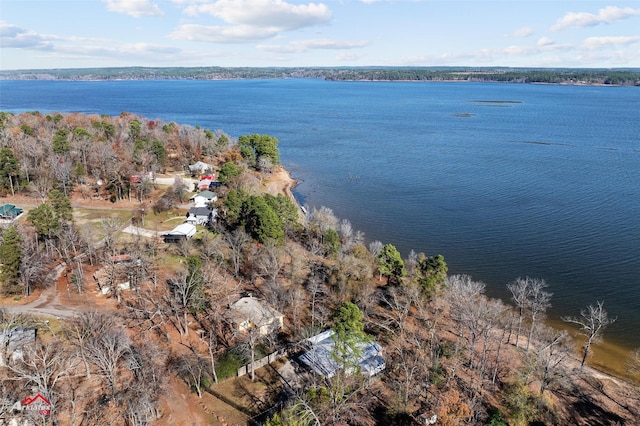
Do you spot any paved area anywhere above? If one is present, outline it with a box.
[122,224,161,238]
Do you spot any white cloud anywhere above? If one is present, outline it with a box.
[582,35,640,50]
[0,22,52,50]
[170,23,279,43]
[551,6,640,31]
[103,0,164,18]
[510,26,535,38]
[257,38,368,53]
[293,38,369,50]
[172,0,332,43]
[184,0,331,29]
[537,37,554,47]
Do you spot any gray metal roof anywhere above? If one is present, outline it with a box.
[298,329,385,378]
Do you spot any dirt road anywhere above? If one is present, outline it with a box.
[2,264,75,319]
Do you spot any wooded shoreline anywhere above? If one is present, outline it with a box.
[1,66,639,86]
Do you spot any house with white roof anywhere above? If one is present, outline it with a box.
[189,190,218,207]
[188,161,213,175]
[162,222,197,243]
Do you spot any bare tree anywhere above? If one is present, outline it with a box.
[199,232,224,263]
[284,285,307,333]
[99,217,124,255]
[172,353,208,398]
[368,240,383,257]
[203,331,220,384]
[165,268,206,336]
[405,249,419,279]
[123,340,168,422]
[87,327,132,397]
[529,325,572,395]
[524,278,552,353]
[64,311,115,378]
[253,240,283,286]
[7,339,77,422]
[387,331,430,412]
[19,231,51,296]
[378,284,418,337]
[507,277,529,349]
[306,206,338,235]
[562,301,616,369]
[306,272,329,334]
[244,322,265,382]
[222,228,250,277]
[445,275,486,372]
[337,218,356,251]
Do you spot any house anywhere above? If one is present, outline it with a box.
[0,327,37,366]
[186,206,217,226]
[198,178,213,191]
[189,190,218,207]
[162,222,197,243]
[227,296,284,335]
[0,204,23,222]
[188,161,213,175]
[197,174,217,191]
[93,262,135,294]
[298,329,386,378]
[128,171,154,183]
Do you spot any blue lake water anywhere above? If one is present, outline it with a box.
[1,79,639,350]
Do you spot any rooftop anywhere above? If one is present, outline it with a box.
[228,296,283,329]
[298,329,386,378]
[0,204,23,219]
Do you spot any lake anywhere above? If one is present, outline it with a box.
[1,79,639,351]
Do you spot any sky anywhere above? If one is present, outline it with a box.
[1,0,639,70]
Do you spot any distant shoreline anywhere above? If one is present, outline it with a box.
[1,66,638,86]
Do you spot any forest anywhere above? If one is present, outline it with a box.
[0,111,639,425]
[1,67,639,86]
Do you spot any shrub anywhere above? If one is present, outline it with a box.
[215,351,245,381]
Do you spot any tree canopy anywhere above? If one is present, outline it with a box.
[417,253,448,295]
[0,148,20,195]
[49,189,73,222]
[218,161,241,184]
[377,243,405,283]
[241,195,284,243]
[238,134,280,168]
[0,226,22,295]
[28,203,61,240]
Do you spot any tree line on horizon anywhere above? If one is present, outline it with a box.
[1,67,639,86]
[0,111,638,425]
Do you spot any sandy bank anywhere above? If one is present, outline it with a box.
[264,166,305,220]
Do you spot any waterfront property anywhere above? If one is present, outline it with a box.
[227,296,284,335]
[298,329,386,378]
